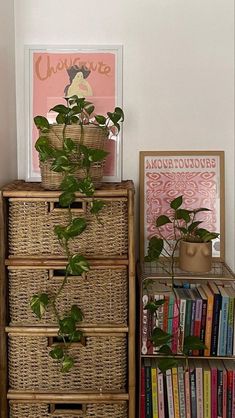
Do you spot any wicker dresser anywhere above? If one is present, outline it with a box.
[0,180,135,418]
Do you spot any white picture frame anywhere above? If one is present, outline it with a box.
[24,44,123,182]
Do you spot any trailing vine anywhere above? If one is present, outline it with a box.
[30,96,124,372]
[144,195,219,372]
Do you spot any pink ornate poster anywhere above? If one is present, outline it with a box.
[25,45,123,182]
[140,151,225,261]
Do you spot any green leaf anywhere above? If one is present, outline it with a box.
[84,103,95,115]
[70,305,83,322]
[188,221,202,232]
[54,225,67,241]
[78,177,95,197]
[114,107,124,122]
[88,149,109,162]
[50,104,70,114]
[158,345,173,355]
[158,358,179,373]
[63,138,77,153]
[177,227,188,235]
[59,316,76,335]
[95,115,106,125]
[145,299,165,313]
[60,175,79,192]
[71,115,79,123]
[107,110,122,124]
[51,155,71,172]
[61,355,75,373]
[34,116,50,131]
[145,236,164,261]
[156,215,172,227]
[35,136,54,162]
[175,209,191,223]
[151,327,172,346]
[183,336,207,353]
[67,254,90,275]
[49,345,64,360]
[193,207,211,213]
[59,191,76,207]
[30,293,49,319]
[90,200,105,214]
[70,330,83,342]
[56,113,66,124]
[170,196,183,210]
[66,217,87,238]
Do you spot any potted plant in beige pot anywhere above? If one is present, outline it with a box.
[34,95,124,190]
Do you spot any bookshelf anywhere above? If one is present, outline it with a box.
[138,261,235,418]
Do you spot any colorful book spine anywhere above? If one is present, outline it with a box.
[226,289,234,356]
[222,363,227,418]
[227,368,233,418]
[201,285,214,357]
[145,360,152,418]
[195,362,203,418]
[189,365,197,418]
[217,368,223,418]
[184,291,192,339]
[178,365,186,418]
[210,286,221,356]
[218,286,229,356]
[192,291,202,356]
[172,367,180,418]
[210,361,218,418]
[141,366,146,418]
[199,296,207,355]
[157,367,165,418]
[167,293,174,340]
[163,295,169,332]
[203,364,211,418]
[178,296,186,353]
[188,293,196,356]
[166,368,175,418]
[151,365,158,418]
[185,369,191,418]
[172,295,179,354]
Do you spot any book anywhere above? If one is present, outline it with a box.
[145,358,152,418]
[185,368,191,418]
[151,361,158,418]
[199,284,214,356]
[171,293,180,354]
[197,286,208,355]
[189,361,197,418]
[141,366,146,418]
[209,359,218,418]
[224,286,235,356]
[172,366,180,418]
[157,367,165,418]
[177,362,186,418]
[174,288,186,353]
[166,368,175,418]
[194,360,204,418]
[203,361,211,418]
[217,286,229,356]
[224,359,235,418]
[191,288,203,355]
[208,281,222,356]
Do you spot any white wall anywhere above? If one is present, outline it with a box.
[0,0,17,186]
[14,0,234,269]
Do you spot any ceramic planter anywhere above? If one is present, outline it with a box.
[179,241,212,273]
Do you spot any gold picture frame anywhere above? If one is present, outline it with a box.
[139,150,225,262]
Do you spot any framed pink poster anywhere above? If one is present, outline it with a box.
[24,45,123,182]
[139,151,225,262]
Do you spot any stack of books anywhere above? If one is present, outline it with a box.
[141,358,235,418]
[141,282,235,357]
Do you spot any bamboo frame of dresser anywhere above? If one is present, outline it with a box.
[0,182,136,418]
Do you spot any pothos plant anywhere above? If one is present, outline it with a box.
[30,96,124,373]
[144,195,219,372]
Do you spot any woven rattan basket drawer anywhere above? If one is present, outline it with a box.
[8,198,128,258]
[9,401,128,418]
[8,332,127,392]
[8,265,128,326]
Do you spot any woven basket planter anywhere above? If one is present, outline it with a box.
[9,401,128,418]
[8,266,128,326]
[8,198,128,258]
[40,124,108,190]
[8,333,127,392]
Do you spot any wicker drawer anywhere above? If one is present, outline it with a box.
[8,332,127,392]
[8,265,128,326]
[9,401,128,418]
[8,198,128,258]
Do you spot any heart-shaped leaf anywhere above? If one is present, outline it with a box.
[49,345,64,360]
[60,355,75,373]
[170,196,183,210]
[30,293,49,319]
[67,254,90,275]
